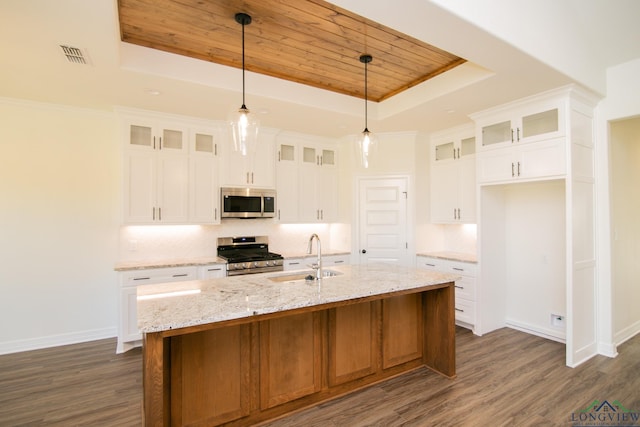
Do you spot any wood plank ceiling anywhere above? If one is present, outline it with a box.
[117,0,466,102]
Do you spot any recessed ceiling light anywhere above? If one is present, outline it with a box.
[145,89,162,96]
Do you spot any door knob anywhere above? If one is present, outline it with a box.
[361,249,367,254]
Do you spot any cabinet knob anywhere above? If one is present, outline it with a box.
[361,249,367,254]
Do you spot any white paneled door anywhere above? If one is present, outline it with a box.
[358,177,409,265]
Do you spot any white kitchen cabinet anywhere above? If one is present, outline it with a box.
[122,114,190,224]
[416,255,477,331]
[189,128,220,224]
[275,132,339,223]
[475,98,564,150]
[117,266,198,353]
[283,254,350,271]
[323,253,350,266]
[477,138,566,184]
[298,142,338,223]
[430,125,476,223]
[471,85,600,367]
[275,140,299,222]
[220,128,276,188]
[199,263,227,279]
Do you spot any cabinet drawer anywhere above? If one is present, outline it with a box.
[454,276,476,301]
[455,298,475,325]
[120,266,198,287]
[283,258,307,271]
[324,254,350,266]
[417,256,477,277]
[445,261,477,277]
[199,264,227,279]
[416,257,447,271]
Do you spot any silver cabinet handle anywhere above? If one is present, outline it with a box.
[246,172,250,184]
[152,207,155,220]
[159,136,162,150]
[158,207,161,221]
[511,129,514,143]
[424,263,436,267]
[454,285,464,289]
[517,161,521,176]
[214,208,217,221]
[453,267,464,271]
[455,308,464,312]
[517,127,520,141]
[251,172,254,183]
[172,273,188,278]
[133,277,151,281]
[512,162,515,177]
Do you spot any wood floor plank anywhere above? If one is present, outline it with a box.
[0,327,638,426]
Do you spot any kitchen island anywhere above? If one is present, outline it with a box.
[139,264,458,427]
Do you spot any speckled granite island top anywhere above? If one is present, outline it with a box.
[137,263,459,333]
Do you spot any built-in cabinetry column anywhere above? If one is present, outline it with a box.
[470,85,599,367]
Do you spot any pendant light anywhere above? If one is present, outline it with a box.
[229,12,259,156]
[356,54,377,168]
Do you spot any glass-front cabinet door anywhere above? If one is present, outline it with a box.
[477,102,563,150]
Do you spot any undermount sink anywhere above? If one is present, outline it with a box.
[268,270,343,283]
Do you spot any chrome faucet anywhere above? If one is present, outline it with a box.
[307,233,322,280]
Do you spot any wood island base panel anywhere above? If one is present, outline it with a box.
[138,264,458,426]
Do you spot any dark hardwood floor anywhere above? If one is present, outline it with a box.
[1,327,638,426]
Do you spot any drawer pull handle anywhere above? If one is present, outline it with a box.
[455,308,464,312]
[133,277,150,281]
[172,273,188,277]
[454,285,464,289]
[425,263,436,267]
[453,267,464,271]
[334,260,344,264]
[207,268,222,271]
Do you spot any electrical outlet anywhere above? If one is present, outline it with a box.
[550,313,565,328]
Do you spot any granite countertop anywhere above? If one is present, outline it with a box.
[277,250,351,259]
[114,251,351,271]
[417,251,477,264]
[136,264,459,333]
[114,257,225,271]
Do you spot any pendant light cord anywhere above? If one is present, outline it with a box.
[241,18,246,108]
[364,58,368,131]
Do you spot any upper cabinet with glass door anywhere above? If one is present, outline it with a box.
[123,116,189,154]
[473,95,565,151]
[431,129,476,164]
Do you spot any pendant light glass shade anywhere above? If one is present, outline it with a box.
[357,127,378,168]
[230,104,259,156]
[356,54,376,168]
[229,12,259,156]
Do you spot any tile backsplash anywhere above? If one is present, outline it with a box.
[118,221,351,262]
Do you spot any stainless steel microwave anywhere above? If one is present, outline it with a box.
[221,188,276,219]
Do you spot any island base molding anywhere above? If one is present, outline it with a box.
[143,283,456,426]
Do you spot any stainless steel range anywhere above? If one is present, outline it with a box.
[217,236,284,276]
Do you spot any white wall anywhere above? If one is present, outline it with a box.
[609,118,640,343]
[595,59,640,352]
[504,181,566,340]
[0,99,120,354]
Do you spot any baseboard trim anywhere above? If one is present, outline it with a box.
[0,327,117,355]
[505,318,566,343]
[615,320,640,348]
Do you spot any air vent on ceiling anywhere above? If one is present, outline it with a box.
[59,45,91,65]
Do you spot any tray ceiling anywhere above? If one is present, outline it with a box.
[117,0,466,102]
